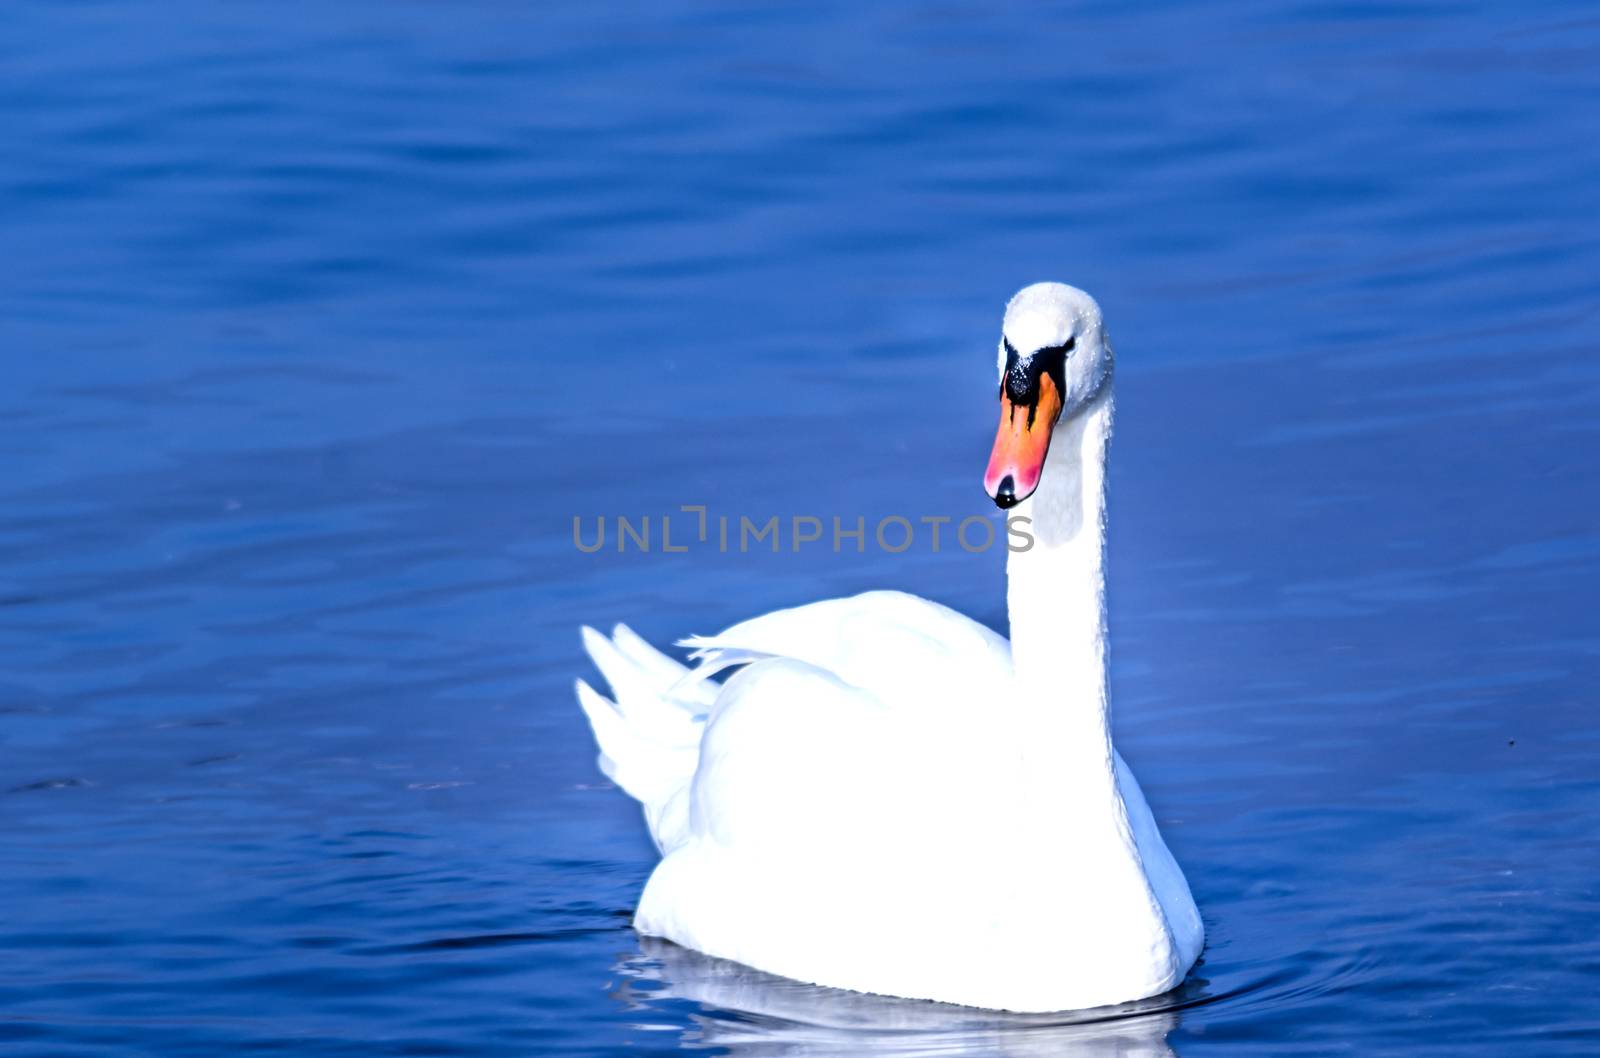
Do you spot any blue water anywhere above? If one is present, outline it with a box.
[3,1,1598,1054]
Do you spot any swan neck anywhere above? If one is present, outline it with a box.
[1006,389,1113,743]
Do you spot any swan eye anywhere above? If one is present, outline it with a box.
[1001,336,1074,408]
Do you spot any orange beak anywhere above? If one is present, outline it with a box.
[984,373,1063,508]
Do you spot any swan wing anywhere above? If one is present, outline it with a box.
[678,589,1012,710]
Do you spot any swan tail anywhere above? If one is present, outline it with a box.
[576,625,708,852]
[610,623,715,713]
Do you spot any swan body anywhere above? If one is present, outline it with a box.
[576,284,1203,1012]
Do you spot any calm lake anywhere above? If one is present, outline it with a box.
[2,1,1598,1055]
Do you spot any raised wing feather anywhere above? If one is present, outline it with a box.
[679,590,1012,710]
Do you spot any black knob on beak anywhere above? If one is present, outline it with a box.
[993,474,1019,509]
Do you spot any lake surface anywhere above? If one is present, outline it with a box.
[3,1,1598,1054]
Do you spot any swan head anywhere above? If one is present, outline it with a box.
[984,283,1112,509]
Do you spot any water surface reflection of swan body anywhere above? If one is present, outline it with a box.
[616,937,1183,1058]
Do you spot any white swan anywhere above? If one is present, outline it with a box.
[576,283,1204,1013]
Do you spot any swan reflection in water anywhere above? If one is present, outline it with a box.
[613,936,1192,1057]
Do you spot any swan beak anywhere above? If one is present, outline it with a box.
[984,373,1063,509]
